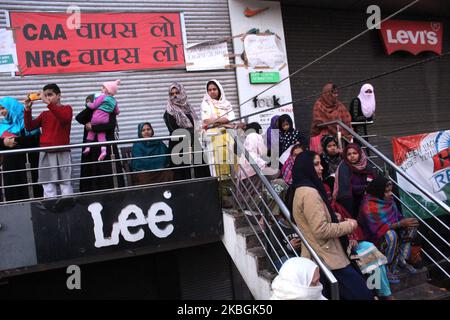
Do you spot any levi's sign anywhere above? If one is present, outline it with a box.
[380,20,442,55]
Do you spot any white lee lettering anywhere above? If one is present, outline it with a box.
[89,201,175,248]
[89,202,121,248]
[119,204,147,242]
[147,202,174,238]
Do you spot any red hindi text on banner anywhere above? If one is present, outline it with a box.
[9,12,186,75]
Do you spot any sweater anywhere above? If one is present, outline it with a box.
[24,103,72,147]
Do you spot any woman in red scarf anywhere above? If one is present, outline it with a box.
[358,176,419,283]
[310,83,352,153]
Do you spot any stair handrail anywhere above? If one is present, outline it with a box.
[235,133,340,300]
[318,120,450,216]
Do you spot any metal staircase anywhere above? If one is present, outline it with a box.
[220,122,450,300]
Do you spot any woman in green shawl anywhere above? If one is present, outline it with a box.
[131,122,173,185]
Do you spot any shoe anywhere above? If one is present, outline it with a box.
[83,147,90,155]
[387,270,400,284]
[98,152,107,161]
[398,257,417,274]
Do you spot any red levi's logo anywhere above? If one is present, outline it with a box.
[380,20,443,55]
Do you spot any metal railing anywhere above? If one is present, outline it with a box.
[0,134,217,205]
[229,132,340,300]
[319,120,450,281]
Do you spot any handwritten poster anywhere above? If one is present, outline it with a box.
[0,28,18,73]
[185,42,229,71]
[243,34,286,68]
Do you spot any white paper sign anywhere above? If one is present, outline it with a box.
[185,42,229,71]
[243,34,286,68]
[0,28,18,73]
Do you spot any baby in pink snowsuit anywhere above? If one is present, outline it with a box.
[83,79,120,161]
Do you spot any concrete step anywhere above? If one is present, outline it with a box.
[236,226,265,249]
[258,268,277,283]
[247,247,272,272]
[393,283,450,300]
[390,267,429,293]
[223,209,261,229]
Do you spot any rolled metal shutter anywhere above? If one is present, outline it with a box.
[0,0,238,188]
[282,5,450,159]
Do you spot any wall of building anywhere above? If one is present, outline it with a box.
[282,5,450,158]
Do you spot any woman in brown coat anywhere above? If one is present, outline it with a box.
[291,150,373,300]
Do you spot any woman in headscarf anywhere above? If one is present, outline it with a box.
[130,122,173,185]
[265,115,279,156]
[310,83,352,154]
[359,176,420,283]
[291,150,373,300]
[281,143,304,186]
[350,83,375,138]
[237,129,279,210]
[164,82,209,180]
[333,143,374,219]
[201,79,242,179]
[76,94,124,192]
[271,257,326,300]
[320,135,342,193]
[278,114,305,156]
[0,97,41,201]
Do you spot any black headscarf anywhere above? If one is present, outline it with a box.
[366,176,390,200]
[289,150,349,252]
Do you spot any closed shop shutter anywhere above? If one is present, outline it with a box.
[282,5,450,159]
[177,242,234,300]
[0,0,238,189]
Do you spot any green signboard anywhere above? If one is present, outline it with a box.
[249,72,280,84]
[0,54,13,65]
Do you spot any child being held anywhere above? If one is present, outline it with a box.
[83,79,120,161]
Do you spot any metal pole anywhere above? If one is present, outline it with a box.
[319,120,450,214]
[25,153,34,199]
[189,146,195,179]
[110,146,118,189]
[235,135,339,298]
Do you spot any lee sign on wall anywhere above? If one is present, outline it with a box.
[380,20,443,55]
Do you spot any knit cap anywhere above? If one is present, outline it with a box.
[103,79,121,96]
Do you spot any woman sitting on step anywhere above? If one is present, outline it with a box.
[358,176,420,284]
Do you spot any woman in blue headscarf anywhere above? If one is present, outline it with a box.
[0,97,41,201]
[130,122,173,185]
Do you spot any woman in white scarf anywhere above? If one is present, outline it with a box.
[358,84,376,118]
[201,79,236,178]
[271,257,327,300]
[350,83,376,138]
